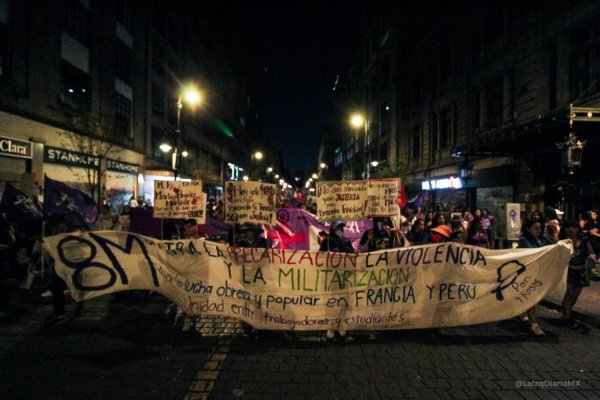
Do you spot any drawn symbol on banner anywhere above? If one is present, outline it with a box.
[172,187,180,194]
[277,209,289,223]
[491,260,526,301]
[509,209,517,228]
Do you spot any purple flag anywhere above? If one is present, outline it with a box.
[200,215,232,238]
[0,183,43,239]
[129,207,162,237]
[44,175,98,228]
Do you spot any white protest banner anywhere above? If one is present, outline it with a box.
[224,181,276,224]
[316,180,368,222]
[43,232,572,331]
[153,180,204,219]
[367,178,401,217]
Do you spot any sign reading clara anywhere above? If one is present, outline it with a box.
[153,180,204,219]
[224,181,277,224]
[42,232,572,331]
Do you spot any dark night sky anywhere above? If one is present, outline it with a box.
[230,2,373,175]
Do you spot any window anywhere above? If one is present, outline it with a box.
[569,26,600,100]
[116,41,132,84]
[116,0,132,33]
[484,2,503,45]
[151,126,168,160]
[63,0,90,46]
[439,106,454,148]
[152,44,164,77]
[486,77,503,127]
[59,61,90,110]
[0,0,9,78]
[411,125,422,160]
[152,84,163,116]
[115,93,131,138]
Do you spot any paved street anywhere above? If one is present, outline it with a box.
[1,286,599,400]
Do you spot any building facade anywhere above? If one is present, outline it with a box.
[0,0,262,211]
[326,1,600,236]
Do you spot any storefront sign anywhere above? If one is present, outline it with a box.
[106,158,139,174]
[421,176,463,190]
[44,146,100,168]
[0,136,32,159]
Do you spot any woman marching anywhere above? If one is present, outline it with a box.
[561,219,595,330]
[517,219,553,336]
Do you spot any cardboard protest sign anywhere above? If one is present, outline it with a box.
[315,180,368,222]
[367,178,401,217]
[224,181,276,224]
[44,232,572,331]
[153,180,204,219]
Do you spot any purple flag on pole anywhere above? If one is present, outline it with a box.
[0,183,43,238]
[44,175,98,228]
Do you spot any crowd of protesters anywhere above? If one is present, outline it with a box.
[1,184,599,340]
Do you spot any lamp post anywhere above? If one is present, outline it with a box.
[163,85,201,180]
[350,112,368,179]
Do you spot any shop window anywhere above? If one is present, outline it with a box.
[116,0,132,33]
[115,92,131,138]
[63,0,90,46]
[59,60,90,111]
[411,125,422,160]
[486,77,503,127]
[116,40,132,85]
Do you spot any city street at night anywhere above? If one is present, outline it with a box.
[1,284,600,400]
[2,2,600,400]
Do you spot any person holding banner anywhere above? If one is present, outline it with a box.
[406,218,430,245]
[517,219,553,336]
[319,221,354,253]
[561,219,595,331]
[359,217,405,253]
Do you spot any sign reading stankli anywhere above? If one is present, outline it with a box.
[224,181,276,224]
[153,180,204,219]
[43,232,572,331]
[316,180,368,222]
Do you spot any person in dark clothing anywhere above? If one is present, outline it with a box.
[561,219,594,330]
[319,221,354,253]
[359,217,404,253]
[517,218,553,336]
[319,221,354,340]
[406,218,430,245]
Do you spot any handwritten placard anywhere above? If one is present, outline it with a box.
[316,180,368,222]
[224,181,276,224]
[43,232,572,331]
[367,178,401,217]
[153,180,204,219]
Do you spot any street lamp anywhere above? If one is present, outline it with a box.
[162,84,202,180]
[349,112,369,178]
